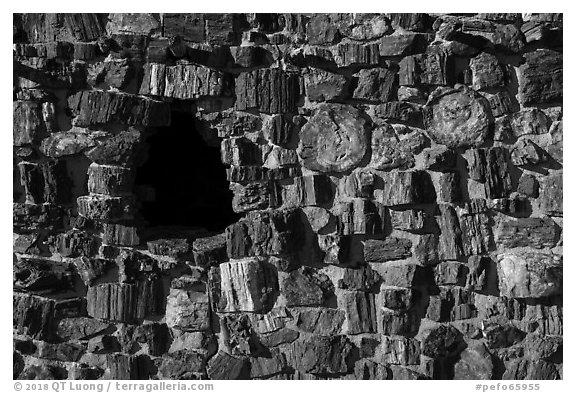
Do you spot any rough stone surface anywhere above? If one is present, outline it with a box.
[298,104,370,173]
[214,258,278,313]
[424,88,491,148]
[286,335,354,375]
[12,12,564,381]
[518,49,562,106]
[469,52,505,90]
[454,343,494,380]
[538,173,562,216]
[304,69,348,102]
[495,217,558,249]
[369,126,428,170]
[497,251,562,298]
[376,170,436,206]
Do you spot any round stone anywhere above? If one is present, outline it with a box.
[298,103,369,173]
[424,88,491,148]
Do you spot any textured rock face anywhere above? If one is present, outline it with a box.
[497,251,562,298]
[424,88,491,148]
[13,12,563,382]
[213,258,278,313]
[518,49,562,106]
[298,104,369,173]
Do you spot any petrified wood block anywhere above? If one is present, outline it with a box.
[424,87,491,148]
[298,103,370,173]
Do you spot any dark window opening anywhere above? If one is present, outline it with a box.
[134,111,239,232]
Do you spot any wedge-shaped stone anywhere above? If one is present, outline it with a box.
[302,206,334,233]
[510,139,546,166]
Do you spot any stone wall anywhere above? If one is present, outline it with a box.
[13,13,562,380]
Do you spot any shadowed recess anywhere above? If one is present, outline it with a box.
[134,111,239,231]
